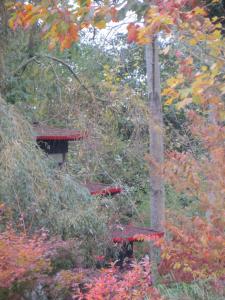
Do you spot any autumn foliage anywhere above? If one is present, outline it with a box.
[3,0,225,298]
[158,121,225,286]
[157,212,225,283]
[0,227,50,288]
[9,1,118,50]
[80,259,164,300]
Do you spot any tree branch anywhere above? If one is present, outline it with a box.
[13,54,100,103]
[13,56,39,77]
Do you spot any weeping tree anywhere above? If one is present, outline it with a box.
[0,95,109,263]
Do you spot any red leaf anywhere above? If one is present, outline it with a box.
[127,23,139,43]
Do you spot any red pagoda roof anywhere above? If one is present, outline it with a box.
[84,183,122,196]
[33,124,86,141]
[111,224,164,243]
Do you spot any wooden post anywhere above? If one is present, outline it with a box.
[145,36,165,281]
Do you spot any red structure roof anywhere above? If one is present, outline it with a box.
[33,124,122,197]
[111,224,164,243]
[84,183,122,196]
[33,124,86,141]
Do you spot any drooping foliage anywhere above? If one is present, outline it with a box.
[0,95,110,263]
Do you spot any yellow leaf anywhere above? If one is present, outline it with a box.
[219,110,225,121]
[8,18,15,29]
[173,262,181,270]
[189,39,197,46]
[183,266,192,272]
[165,98,174,105]
[212,30,221,40]
[95,19,106,29]
[201,66,208,71]
[194,7,206,15]
[167,76,183,88]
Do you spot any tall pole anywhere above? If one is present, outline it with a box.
[0,0,7,95]
[145,35,165,279]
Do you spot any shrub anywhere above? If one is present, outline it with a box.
[79,259,164,300]
[158,211,225,283]
[0,227,51,291]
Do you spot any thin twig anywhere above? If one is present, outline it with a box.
[13,56,38,76]
[12,54,106,103]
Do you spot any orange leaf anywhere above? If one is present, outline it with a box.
[127,23,139,43]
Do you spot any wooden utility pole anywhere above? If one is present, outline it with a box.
[0,0,7,95]
[145,35,165,278]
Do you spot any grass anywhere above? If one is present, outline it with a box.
[158,281,225,300]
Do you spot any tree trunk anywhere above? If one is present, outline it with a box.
[0,43,5,94]
[145,37,165,280]
[0,0,7,95]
